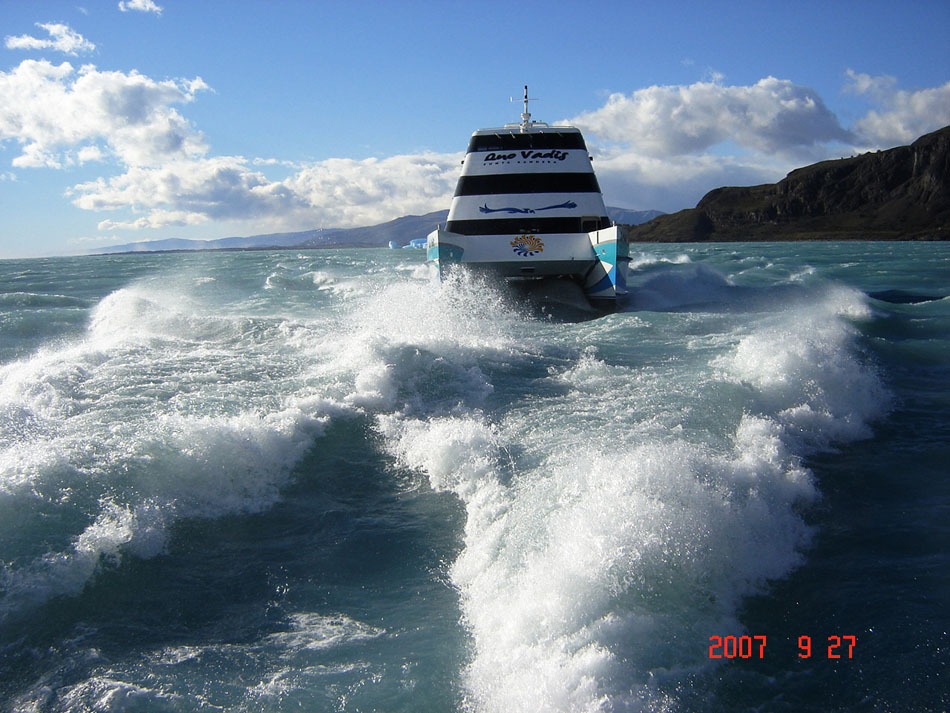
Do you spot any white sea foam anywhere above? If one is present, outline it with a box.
[0,279,352,618]
[381,414,818,711]
[306,270,524,420]
[48,677,185,712]
[628,252,693,271]
[0,252,894,710]
[714,285,886,451]
[366,271,887,712]
[23,612,386,712]
[265,612,386,652]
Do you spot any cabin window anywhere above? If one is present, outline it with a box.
[467,132,587,153]
[454,173,601,196]
[447,217,580,235]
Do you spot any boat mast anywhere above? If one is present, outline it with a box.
[520,85,538,131]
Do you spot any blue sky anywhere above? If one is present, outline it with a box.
[1,0,949,258]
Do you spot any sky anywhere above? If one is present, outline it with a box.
[1,0,949,258]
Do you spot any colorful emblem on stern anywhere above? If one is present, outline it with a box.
[510,234,544,257]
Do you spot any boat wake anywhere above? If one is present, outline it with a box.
[0,253,892,711]
[334,261,887,711]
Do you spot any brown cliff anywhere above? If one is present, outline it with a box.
[626,125,950,241]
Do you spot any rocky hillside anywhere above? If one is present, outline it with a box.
[627,125,950,242]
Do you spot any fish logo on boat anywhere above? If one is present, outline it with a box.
[480,200,577,215]
[511,234,544,257]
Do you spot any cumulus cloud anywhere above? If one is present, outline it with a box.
[0,60,208,169]
[5,54,949,235]
[96,210,211,231]
[281,154,461,226]
[118,0,163,15]
[845,69,950,147]
[569,73,950,212]
[71,156,287,220]
[568,76,860,210]
[5,23,96,55]
[70,152,461,231]
[0,55,459,232]
[592,150,789,214]
[571,76,855,161]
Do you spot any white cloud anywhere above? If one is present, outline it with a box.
[97,210,209,231]
[0,60,209,169]
[843,69,896,99]
[77,145,105,164]
[71,156,282,218]
[44,72,831,227]
[571,76,854,161]
[565,76,860,211]
[567,73,950,212]
[252,157,304,169]
[845,69,950,147]
[592,148,791,214]
[6,56,948,236]
[118,0,163,15]
[280,153,461,227]
[70,152,462,231]
[67,73,863,231]
[5,23,96,55]
[0,55,460,232]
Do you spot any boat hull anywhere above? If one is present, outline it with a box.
[427,225,629,302]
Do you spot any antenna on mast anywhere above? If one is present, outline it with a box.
[511,85,539,131]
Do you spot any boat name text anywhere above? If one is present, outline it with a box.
[483,150,568,162]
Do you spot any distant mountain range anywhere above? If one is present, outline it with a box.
[87,207,664,255]
[627,125,950,242]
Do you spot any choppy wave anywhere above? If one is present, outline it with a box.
[367,268,886,711]
[10,610,385,712]
[1,245,930,712]
[0,277,349,621]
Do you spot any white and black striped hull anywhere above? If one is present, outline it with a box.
[428,124,629,301]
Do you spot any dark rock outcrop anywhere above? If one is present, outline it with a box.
[627,125,950,241]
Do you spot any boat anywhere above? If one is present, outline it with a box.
[426,87,629,304]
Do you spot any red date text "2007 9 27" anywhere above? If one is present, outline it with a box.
[708,635,856,659]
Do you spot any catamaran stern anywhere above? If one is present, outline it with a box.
[427,225,629,302]
[583,225,630,301]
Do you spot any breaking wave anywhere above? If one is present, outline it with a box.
[0,251,892,711]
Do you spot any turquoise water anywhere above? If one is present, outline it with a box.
[0,243,947,711]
